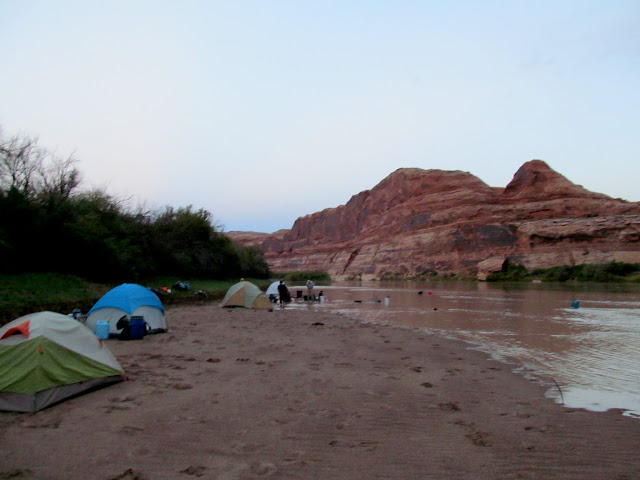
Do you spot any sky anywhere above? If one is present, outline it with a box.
[1,1,639,233]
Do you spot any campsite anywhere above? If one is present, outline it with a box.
[1,278,640,479]
[0,278,291,415]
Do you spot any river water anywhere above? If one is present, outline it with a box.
[287,281,640,418]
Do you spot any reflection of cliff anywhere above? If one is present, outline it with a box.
[228,160,640,280]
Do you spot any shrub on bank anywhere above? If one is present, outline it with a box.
[272,271,332,284]
[487,261,640,282]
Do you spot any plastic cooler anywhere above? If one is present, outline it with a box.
[129,316,145,340]
[95,320,110,340]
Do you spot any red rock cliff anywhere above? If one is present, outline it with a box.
[229,160,640,280]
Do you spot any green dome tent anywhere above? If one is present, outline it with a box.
[220,281,272,309]
[0,311,125,412]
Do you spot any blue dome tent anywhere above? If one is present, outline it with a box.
[85,284,167,335]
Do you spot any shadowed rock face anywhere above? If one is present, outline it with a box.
[228,160,640,280]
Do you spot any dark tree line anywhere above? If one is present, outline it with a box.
[0,129,269,282]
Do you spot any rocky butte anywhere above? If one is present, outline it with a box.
[228,160,640,280]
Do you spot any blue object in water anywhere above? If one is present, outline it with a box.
[95,320,110,340]
[571,300,580,309]
[129,316,145,340]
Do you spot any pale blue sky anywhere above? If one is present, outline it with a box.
[1,1,638,233]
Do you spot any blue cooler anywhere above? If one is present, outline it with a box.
[129,316,145,340]
[95,320,110,340]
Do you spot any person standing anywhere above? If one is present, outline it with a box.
[277,281,290,309]
[306,279,315,302]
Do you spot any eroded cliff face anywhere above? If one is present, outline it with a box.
[228,160,640,280]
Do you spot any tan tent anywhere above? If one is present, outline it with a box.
[220,281,272,309]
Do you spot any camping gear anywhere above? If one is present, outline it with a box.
[0,311,125,412]
[172,281,190,291]
[220,281,272,309]
[85,283,167,336]
[266,281,281,298]
[129,316,145,340]
[95,321,110,340]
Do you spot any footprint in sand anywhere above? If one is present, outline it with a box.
[171,383,193,390]
[438,402,461,412]
[119,425,144,435]
[176,355,197,362]
[517,412,533,419]
[180,465,207,477]
[250,461,278,476]
[108,468,148,480]
[351,441,379,451]
[0,469,33,479]
[21,418,61,429]
[232,442,265,454]
[110,396,136,403]
[104,405,132,413]
[466,430,492,447]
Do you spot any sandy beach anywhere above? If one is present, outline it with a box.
[1,304,639,480]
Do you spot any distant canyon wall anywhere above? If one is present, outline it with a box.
[228,160,640,280]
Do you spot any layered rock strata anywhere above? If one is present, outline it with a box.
[229,160,640,280]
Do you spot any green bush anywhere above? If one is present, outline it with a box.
[486,259,529,282]
[276,271,332,283]
[492,261,640,282]
[0,129,271,282]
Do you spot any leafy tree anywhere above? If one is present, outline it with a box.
[150,206,242,278]
[0,127,270,281]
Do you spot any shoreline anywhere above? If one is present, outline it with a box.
[1,304,639,479]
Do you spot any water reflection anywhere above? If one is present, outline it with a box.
[289,281,640,417]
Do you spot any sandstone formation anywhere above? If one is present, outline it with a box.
[228,160,640,280]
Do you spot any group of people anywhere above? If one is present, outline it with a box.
[276,279,316,309]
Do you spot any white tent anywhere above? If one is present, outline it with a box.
[266,281,281,297]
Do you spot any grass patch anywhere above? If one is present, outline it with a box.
[0,273,273,326]
[272,271,332,284]
[487,261,640,282]
[0,273,113,324]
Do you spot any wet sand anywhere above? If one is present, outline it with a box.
[1,304,639,479]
